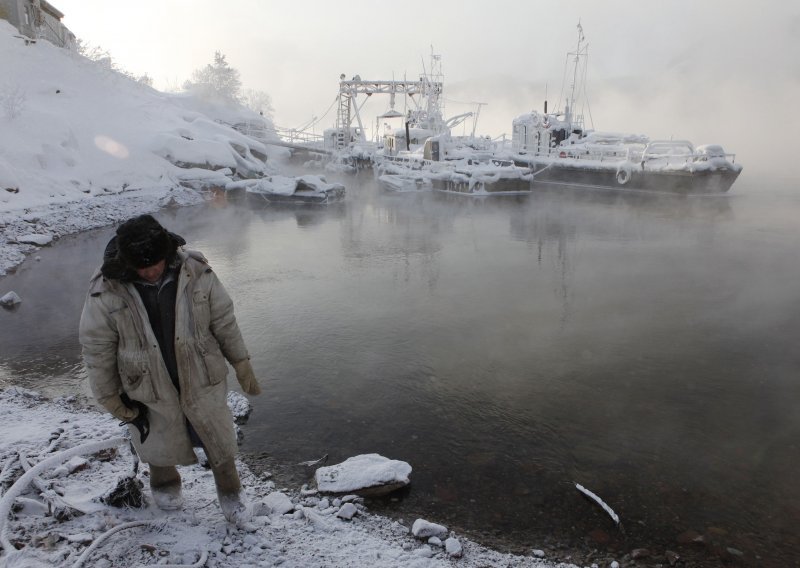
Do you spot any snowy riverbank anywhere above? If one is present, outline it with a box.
[0,185,203,277]
[0,387,583,568]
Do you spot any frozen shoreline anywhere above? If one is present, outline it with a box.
[0,387,580,567]
[0,185,205,277]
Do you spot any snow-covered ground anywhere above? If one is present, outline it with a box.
[0,388,579,568]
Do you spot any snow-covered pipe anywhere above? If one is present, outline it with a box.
[0,437,126,554]
[71,520,153,568]
[575,483,620,525]
[71,519,208,568]
[0,437,208,568]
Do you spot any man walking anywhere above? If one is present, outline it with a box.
[79,214,261,524]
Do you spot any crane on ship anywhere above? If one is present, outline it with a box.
[273,50,481,156]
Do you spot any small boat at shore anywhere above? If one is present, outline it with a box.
[225,174,345,205]
[377,173,432,192]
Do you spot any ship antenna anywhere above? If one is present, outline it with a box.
[566,20,587,132]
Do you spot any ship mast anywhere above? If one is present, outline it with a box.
[411,47,445,133]
[565,22,587,133]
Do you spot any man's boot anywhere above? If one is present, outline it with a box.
[149,464,183,511]
[212,458,250,525]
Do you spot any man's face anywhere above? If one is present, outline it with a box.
[136,259,166,283]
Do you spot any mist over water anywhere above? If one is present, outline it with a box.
[2,172,799,565]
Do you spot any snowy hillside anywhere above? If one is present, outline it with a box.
[0,20,289,274]
[0,20,283,209]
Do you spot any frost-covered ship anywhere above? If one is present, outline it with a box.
[373,52,535,195]
[504,121,741,195]
[375,25,742,196]
[499,24,741,194]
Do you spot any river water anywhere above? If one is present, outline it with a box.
[1,172,798,566]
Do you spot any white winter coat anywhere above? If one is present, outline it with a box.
[79,250,249,468]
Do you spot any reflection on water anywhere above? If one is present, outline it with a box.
[2,174,799,565]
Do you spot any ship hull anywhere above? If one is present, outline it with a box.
[516,159,741,195]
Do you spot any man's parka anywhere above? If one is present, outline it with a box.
[79,246,249,469]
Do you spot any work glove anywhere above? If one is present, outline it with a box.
[119,393,150,444]
[233,359,261,396]
[103,393,139,422]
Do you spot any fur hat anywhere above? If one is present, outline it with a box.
[116,214,173,269]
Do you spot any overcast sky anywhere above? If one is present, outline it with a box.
[56,0,799,174]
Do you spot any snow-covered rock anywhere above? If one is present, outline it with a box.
[315,454,411,496]
[226,390,252,424]
[243,175,297,196]
[65,533,93,544]
[302,496,320,508]
[0,291,21,307]
[411,519,447,539]
[256,491,294,516]
[445,537,463,558]
[296,175,345,194]
[301,506,335,532]
[17,233,53,245]
[336,503,358,520]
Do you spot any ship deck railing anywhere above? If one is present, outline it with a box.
[523,145,737,167]
[275,128,326,146]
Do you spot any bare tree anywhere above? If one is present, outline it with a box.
[1,85,26,121]
[242,89,274,119]
[75,39,153,88]
[135,74,154,88]
[76,40,116,72]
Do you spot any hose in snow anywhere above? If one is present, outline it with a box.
[0,437,127,554]
[0,436,208,567]
[71,520,208,568]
